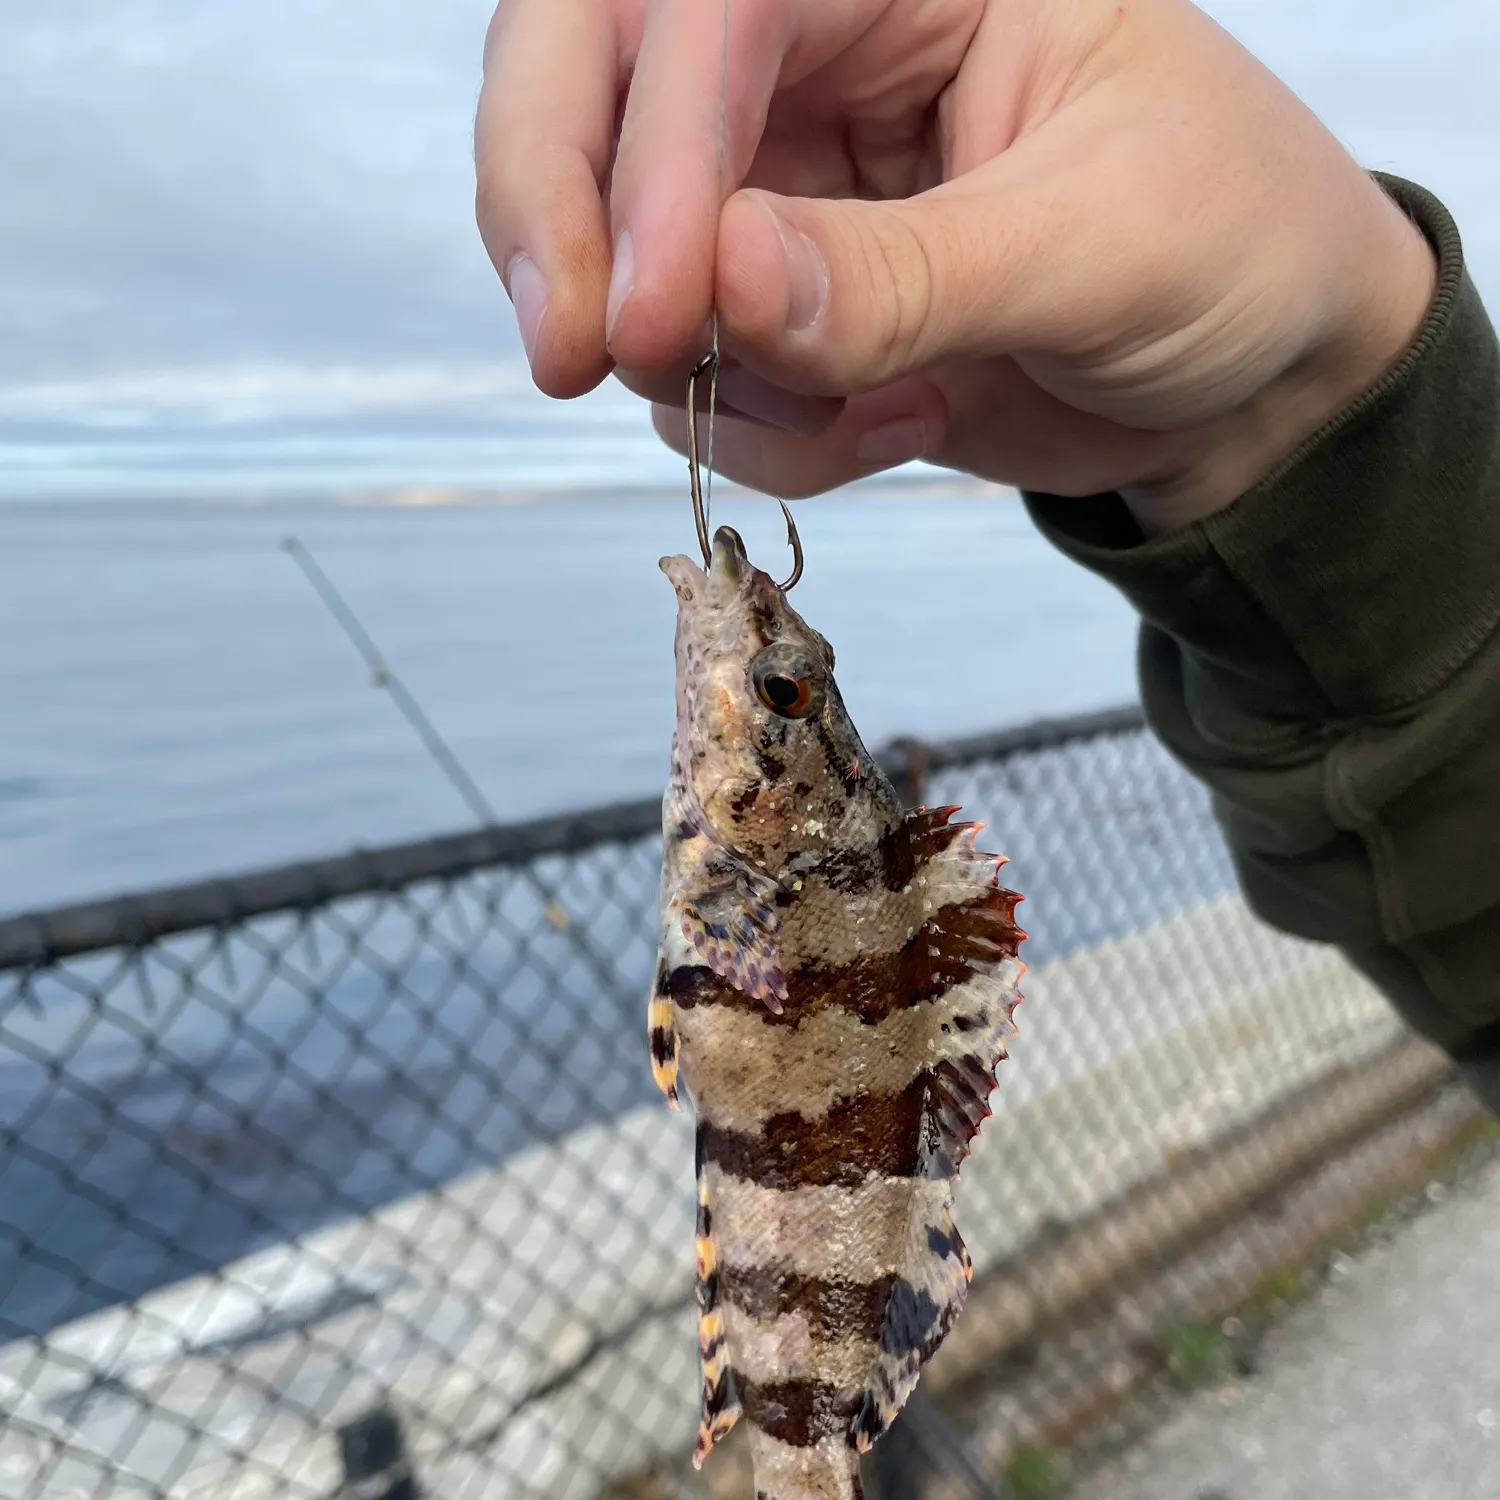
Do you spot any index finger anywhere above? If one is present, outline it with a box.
[475,0,621,398]
[604,0,795,371]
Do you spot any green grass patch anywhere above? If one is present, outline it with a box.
[1249,1265,1308,1313]
[1161,1320,1237,1390]
[1245,1113,1500,1322]
[994,1115,1500,1499]
[1002,1442,1067,1500]
[1337,1190,1396,1244]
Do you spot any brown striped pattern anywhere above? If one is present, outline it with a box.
[721,1264,899,1342]
[669,892,1021,1029]
[669,816,1019,1489]
[737,1377,861,1447]
[699,1078,928,1189]
[657,532,1023,1498]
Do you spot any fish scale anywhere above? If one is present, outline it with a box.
[650,525,1025,1500]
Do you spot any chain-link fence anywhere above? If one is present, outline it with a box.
[0,707,1477,1500]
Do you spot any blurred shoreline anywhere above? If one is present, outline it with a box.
[0,466,1005,509]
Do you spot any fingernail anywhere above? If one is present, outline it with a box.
[606,230,635,345]
[506,254,546,364]
[856,417,927,467]
[761,202,828,332]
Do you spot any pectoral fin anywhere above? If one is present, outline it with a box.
[674,859,787,1013]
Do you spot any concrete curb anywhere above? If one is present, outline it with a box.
[931,1036,1456,1400]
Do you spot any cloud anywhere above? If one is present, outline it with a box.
[0,365,542,427]
[0,0,516,383]
[0,0,1494,499]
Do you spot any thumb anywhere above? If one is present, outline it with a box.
[715,176,1037,394]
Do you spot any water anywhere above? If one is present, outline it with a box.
[0,487,1140,916]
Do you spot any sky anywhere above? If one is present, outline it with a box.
[0,1,508,379]
[0,0,1496,498]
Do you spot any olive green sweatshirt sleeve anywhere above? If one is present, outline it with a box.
[1022,176,1500,1107]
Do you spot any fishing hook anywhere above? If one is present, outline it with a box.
[685,352,804,592]
[777,499,804,591]
[686,351,716,569]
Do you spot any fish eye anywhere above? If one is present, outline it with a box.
[752,647,821,720]
[760,672,811,715]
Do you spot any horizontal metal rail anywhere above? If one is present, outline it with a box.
[0,703,1143,970]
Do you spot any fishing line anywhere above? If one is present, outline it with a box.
[703,0,731,535]
[683,2,805,591]
[683,0,732,567]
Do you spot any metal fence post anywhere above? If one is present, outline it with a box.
[338,1403,419,1500]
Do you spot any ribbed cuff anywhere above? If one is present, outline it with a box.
[1023,177,1500,722]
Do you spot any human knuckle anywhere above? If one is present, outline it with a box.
[859,208,937,380]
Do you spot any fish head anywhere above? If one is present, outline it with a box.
[661,523,893,875]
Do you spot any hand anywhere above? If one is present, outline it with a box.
[475,0,1435,533]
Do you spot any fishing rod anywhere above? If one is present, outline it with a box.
[281,536,499,826]
[279,536,597,946]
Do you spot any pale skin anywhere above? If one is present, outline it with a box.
[474,0,1437,536]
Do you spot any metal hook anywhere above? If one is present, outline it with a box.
[776,500,804,591]
[685,352,716,568]
[685,352,805,592]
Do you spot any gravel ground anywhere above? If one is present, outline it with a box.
[1072,1154,1500,1500]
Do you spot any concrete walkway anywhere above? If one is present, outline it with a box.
[1074,1154,1500,1500]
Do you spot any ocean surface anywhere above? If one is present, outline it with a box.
[0,485,1140,917]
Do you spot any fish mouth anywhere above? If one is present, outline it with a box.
[658,552,706,603]
[710,525,748,586]
[659,525,749,605]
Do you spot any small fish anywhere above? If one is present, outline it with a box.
[650,525,1025,1500]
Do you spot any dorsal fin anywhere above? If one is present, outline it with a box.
[903,804,968,863]
[849,1202,972,1453]
[913,809,1024,1175]
[919,884,1024,1178]
[850,805,1023,1452]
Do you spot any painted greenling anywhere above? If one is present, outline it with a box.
[649,524,1027,1500]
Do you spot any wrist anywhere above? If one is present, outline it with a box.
[1122,180,1439,538]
